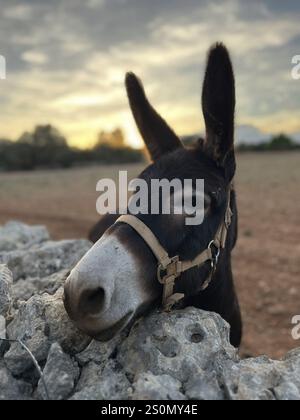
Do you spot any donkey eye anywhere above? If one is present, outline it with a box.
[210,189,224,208]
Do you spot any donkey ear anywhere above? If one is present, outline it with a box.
[125,72,183,161]
[202,43,236,167]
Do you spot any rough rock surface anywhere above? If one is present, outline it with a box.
[37,343,80,400]
[0,361,32,400]
[0,221,49,252]
[0,221,299,400]
[0,264,12,316]
[0,239,91,281]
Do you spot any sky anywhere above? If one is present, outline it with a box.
[0,0,300,148]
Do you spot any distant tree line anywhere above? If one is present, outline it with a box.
[182,134,300,152]
[0,128,298,171]
[237,134,300,152]
[0,125,144,171]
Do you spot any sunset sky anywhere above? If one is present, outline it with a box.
[0,0,300,148]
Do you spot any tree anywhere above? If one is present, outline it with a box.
[96,128,125,148]
[268,134,295,150]
[0,125,144,171]
[237,134,299,152]
[19,125,67,147]
[17,124,70,167]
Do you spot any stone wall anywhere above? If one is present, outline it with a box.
[0,222,299,400]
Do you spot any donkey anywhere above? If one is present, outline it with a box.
[64,43,242,348]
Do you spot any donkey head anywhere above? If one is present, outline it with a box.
[64,43,237,340]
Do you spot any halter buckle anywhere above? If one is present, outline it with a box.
[157,256,181,285]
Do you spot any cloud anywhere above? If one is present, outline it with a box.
[0,0,299,148]
[21,50,49,65]
[82,2,300,140]
[86,0,106,8]
[3,4,33,20]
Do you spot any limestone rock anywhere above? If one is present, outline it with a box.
[37,343,79,400]
[0,239,91,281]
[0,264,13,317]
[1,221,300,401]
[132,372,186,400]
[4,289,91,375]
[0,221,49,252]
[75,336,122,367]
[0,362,32,400]
[71,361,132,400]
[75,362,103,392]
[12,269,70,305]
[118,308,238,383]
[4,293,51,375]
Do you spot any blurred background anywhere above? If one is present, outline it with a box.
[0,0,300,358]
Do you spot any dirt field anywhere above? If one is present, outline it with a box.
[0,152,299,358]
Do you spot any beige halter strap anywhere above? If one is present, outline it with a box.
[115,187,233,311]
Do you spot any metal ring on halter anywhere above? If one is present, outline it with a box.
[208,240,221,267]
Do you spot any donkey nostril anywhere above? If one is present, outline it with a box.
[79,287,106,316]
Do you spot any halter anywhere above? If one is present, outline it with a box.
[115,186,233,311]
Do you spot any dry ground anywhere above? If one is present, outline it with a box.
[0,152,299,358]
